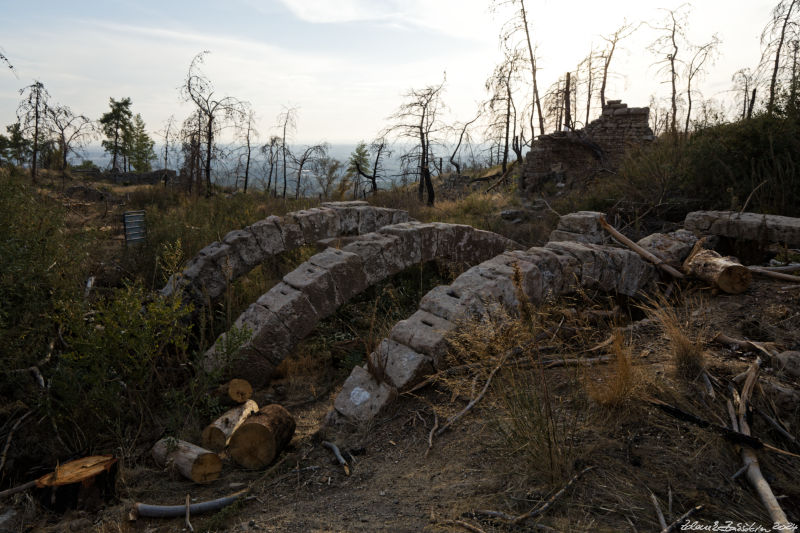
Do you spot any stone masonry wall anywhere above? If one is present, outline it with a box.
[519,100,653,198]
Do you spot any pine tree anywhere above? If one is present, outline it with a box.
[130,114,155,172]
[99,97,133,171]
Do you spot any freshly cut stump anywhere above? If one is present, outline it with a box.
[228,404,296,469]
[217,378,253,404]
[683,245,751,294]
[151,439,221,483]
[35,455,118,511]
[201,399,259,452]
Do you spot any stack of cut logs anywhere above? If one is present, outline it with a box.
[151,378,296,483]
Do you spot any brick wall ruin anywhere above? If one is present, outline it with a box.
[519,100,653,198]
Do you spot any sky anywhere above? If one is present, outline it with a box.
[0,0,778,147]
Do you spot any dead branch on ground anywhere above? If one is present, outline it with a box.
[322,441,350,476]
[596,216,685,279]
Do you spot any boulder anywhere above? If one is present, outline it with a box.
[333,366,397,422]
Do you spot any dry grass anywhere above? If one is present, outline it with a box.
[643,293,708,380]
[585,333,643,407]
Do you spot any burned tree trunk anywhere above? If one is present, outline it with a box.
[228,405,296,470]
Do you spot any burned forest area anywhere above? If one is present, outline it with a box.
[2,1,800,532]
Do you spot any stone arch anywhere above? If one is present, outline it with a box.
[159,201,410,305]
[330,239,655,424]
[201,221,520,384]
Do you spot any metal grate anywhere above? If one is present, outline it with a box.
[123,210,146,245]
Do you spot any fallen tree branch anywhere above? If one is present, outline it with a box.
[185,494,193,532]
[0,480,37,500]
[0,410,32,475]
[475,466,594,525]
[735,360,790,527]
[132,490,246,519]
[650,491,667,530]
[748,266,800,283]
[322,441,350,476]
[754,407,797,446]
[596,216,685,279]
[435,351,510,438]
[441,519,487,533]
[712,332,778,358]
[648,398,799,458]
[660,505,703,533]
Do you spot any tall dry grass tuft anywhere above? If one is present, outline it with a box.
[643,293,707,380]
[586,333,641,407]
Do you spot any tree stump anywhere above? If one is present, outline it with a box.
[228,404,296,470]
[201,399,259,452]
[151,439,221,483]
[683,241,751,294]
[35,455,117,511]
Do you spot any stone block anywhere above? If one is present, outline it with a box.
[637,229,698,268]
[309,248,368,301]
[203,303,293,385]
[278,216,305,249]
[373,207,400,229]
[480,253,544,305]
[334,366,397,422]
[369,339,433,390]
[418,285,476,323]
[545,241,607,292]
[354,206,378,234]
[248,216,286,256]
[223,229,264,275]
[450,264,524,311]
[341,233,402,285]
[379,222,435,264]
[290,208,340,243]
[256,282,320,342]
[389,310,456,369]
[282,261,341,318]
[685,211,800,247]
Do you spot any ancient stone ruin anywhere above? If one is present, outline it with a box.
[172,202,800,432]
[519,100,653,198]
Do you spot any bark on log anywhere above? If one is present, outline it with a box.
[683,242,751,294]
[216,379,253,404]
[228,404,296,470]
[201,400,259,452]
[151,439,221,484]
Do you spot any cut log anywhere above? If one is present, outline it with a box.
[201,399,259,452]
[228,404,296,470]
[151,439,221,484]
[216,378,253,404]
[683,241,751,294]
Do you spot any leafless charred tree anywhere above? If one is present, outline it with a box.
[179,110,205,194]
[260,136,281,196]
[599,22,637,108]
[649,6,690,135]
[486,47,524,174]
[389,78,446,206]
[17,81,50,183]
[494,0,545,137]
[157,115,177,172]
[350,137,391,195]
[181,51,247,195]
[276,106,298,198]
[732,68,756,119]
[449,112,480,179]
[684,36,720,134]
[45,104,94,174]
[237,110,258,192]
[292,144,327,199]
[762,0,800,114]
